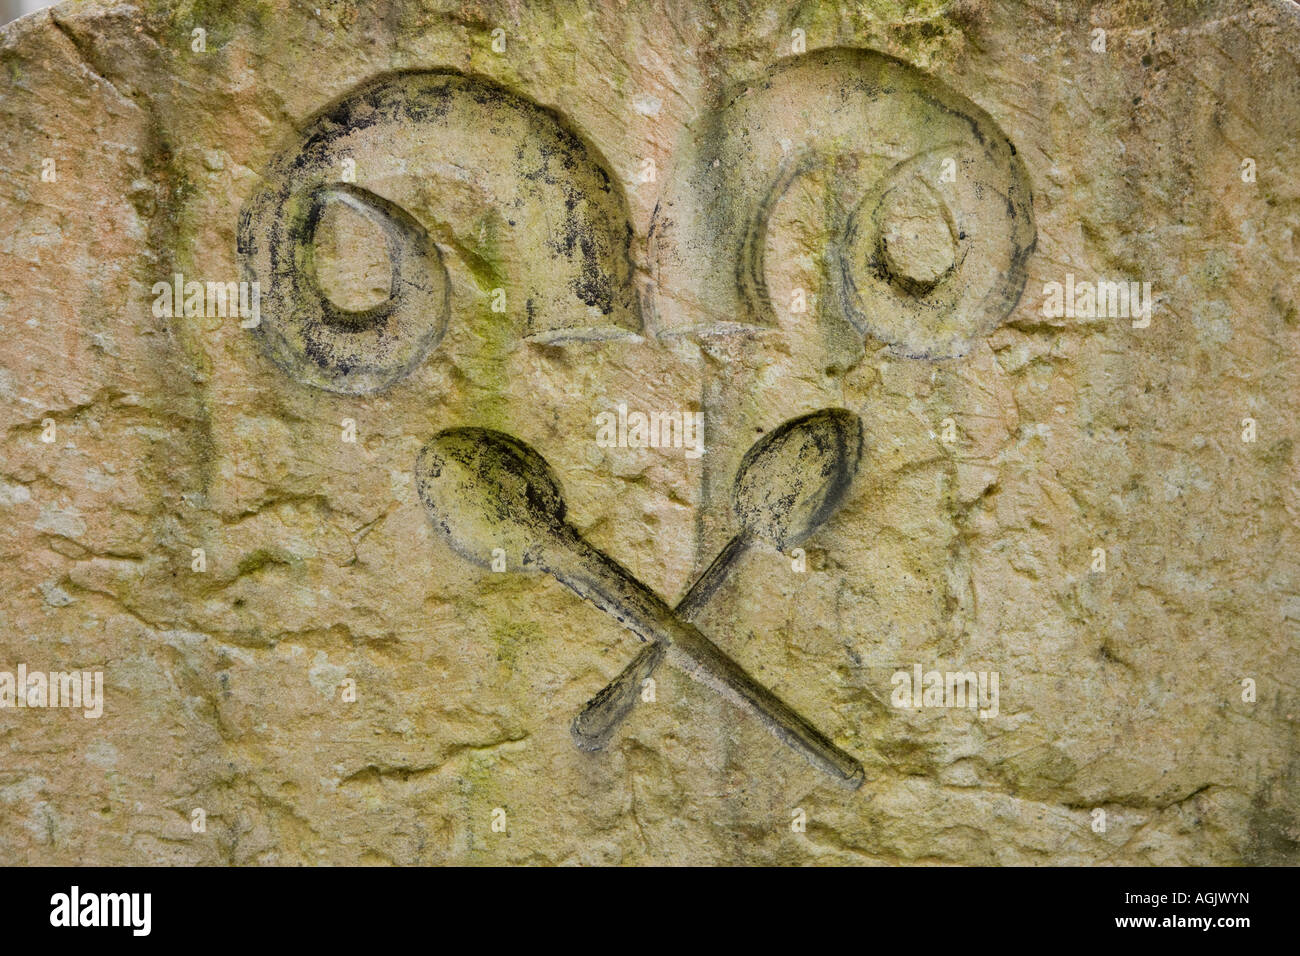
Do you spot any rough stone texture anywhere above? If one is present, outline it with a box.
[0,0,1297,864]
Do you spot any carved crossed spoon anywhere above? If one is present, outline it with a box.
[415,424,865,788]
[571,408,864,751]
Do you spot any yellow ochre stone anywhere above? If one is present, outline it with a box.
[0,0,1296,865]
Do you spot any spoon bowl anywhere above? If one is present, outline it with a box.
[416,422,866,785]
[732,407,864,550]
[415,427,567,569]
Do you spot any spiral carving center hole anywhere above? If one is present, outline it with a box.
[875,181,958,295]
[312,201,393,312]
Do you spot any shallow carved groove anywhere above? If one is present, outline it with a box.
[239,70,642,394]
[651,48,1036,358]
[415,418,866,786]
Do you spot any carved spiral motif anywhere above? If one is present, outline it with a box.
[650,48,1036,358]
[239,70,641,395]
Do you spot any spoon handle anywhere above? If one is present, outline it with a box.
[571,533,753,750]
[570,640,665,751]
[675,532,752,618]
[544,526,864,787]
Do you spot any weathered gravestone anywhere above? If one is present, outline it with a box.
[0,0,1297,864]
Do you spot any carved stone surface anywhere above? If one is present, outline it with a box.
[0,0,1297,864]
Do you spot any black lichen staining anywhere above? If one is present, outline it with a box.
[238,69,641,393]
[414,426,568,569]
[271,180,447,392]
[575,409,865,755]
[651,47,1036,355]
[730,407,864,552]
[415,422,866,787]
